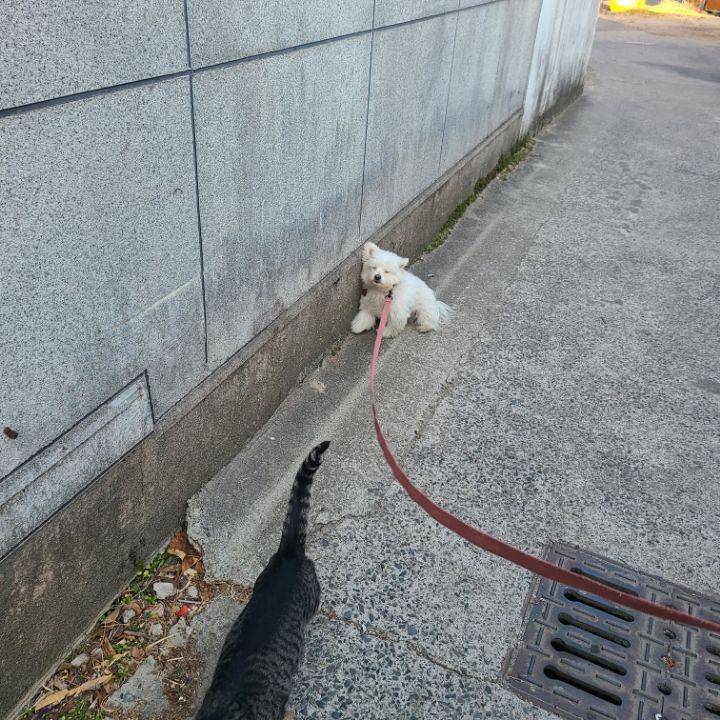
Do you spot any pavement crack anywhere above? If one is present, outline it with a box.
[310,499,387,537]
[409,376,457,449]
[319,608,498,684]
[319,608,397,643]
[312,512,375,531]
[405,641,498,683]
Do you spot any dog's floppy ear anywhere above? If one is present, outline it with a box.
[362,242,378,260]
[399,257,409,268]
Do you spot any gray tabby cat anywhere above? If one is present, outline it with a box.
[196,441,329,720]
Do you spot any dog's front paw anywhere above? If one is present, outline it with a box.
[351,310,374,334]
[382,326,399,339]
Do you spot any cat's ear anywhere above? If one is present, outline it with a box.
[399,256,409,268]
[363,242,378,260]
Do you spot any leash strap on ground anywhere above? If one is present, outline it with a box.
[370,296,720,634]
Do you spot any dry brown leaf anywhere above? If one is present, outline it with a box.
[71,674,112,694]
[180,555,196,573]
[103,607,120,625]
[169,531,196,559]
[34,675,111,711]
[109,652,128,666]
[35,689,71,711]
[131,647,145,661]
[102,636,114,656]
[182,558,204,577]
[128,601,142,616]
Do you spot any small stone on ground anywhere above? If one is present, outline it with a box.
[69,653,89,668]
[149,622,164,638]
[107,656,168,719]
[153,582,175,600]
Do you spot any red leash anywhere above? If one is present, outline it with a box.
[371,295,720,633]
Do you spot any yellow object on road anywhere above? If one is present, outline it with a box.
[610,0,704,14]
[610,0,646,10]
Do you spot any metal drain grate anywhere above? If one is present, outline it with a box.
[503,543,720,720]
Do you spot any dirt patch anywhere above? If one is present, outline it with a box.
[158,644,199,720]
[21,532,251,720]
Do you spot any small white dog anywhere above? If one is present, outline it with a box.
[351,242,450,338]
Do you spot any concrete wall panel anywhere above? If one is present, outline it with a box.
[361,15,457,237]
[193,38,371,367]
[0,78,205,479]
[187,0,373,67]
[0,1,188,110]
[440,1,506,172]
[494,2,518,125]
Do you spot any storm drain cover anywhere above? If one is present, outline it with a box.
[503,543,720,720]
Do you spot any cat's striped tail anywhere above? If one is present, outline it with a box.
[278,441,330,557]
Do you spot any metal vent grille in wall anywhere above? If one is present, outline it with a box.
[503,543,720,720]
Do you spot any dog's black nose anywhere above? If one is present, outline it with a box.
[373,273,382,283]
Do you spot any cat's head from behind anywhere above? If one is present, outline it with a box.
[361,242,408,292]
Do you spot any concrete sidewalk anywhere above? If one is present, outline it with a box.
[186,16,720,720]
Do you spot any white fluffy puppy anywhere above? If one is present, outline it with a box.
[351,242,450,338]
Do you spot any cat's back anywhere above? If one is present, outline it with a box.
[196,556,318,720]
[240,556,311,645]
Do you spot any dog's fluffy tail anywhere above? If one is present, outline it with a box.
[437,301,453,325]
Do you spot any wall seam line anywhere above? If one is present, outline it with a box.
[182,0,193,68]
[357,0,377,239]
[438,8,462,177]
[182,0,208,362]
[187,75,209,364]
